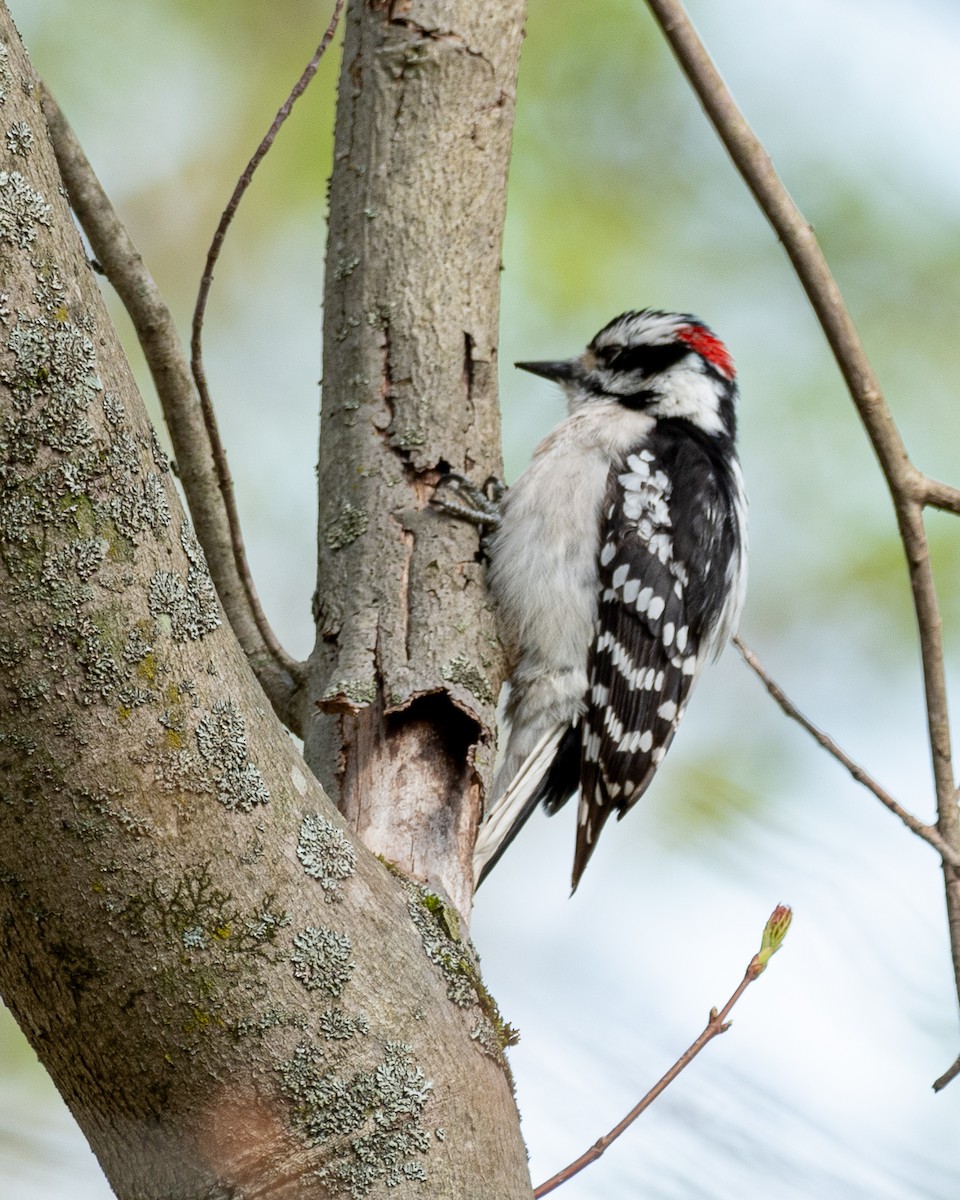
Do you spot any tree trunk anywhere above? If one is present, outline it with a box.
[305,1,522,919]
[0,6,531,1196]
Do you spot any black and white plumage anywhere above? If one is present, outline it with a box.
[473,309,747,891]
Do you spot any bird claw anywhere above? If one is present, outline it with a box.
[432,472,505,530]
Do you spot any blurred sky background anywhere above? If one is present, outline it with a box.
[4,0,960,1196]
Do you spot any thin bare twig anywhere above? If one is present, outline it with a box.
[921,476,960,517]
[190,1,345,691]
[643,0,960,1086]
[533,907,793,1197]
[733,638,960,869]
[41,85,305,732]
[933,1054,960,1093]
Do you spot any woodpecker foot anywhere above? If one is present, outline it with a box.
[432,472,505,531]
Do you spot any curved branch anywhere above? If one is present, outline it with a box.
[189,1,345,703]
[41,86,305,733]
[643,0,960,1084]
[734,638,960,869]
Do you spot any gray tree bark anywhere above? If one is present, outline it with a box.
[0,4,531,1197]
[304,1,522,918]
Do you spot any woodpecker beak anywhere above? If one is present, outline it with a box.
[515,359,577,383]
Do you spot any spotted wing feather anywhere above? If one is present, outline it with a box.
[571,449,703,885]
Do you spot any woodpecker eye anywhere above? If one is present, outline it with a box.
[593,344,619,369]
[597,342,690,376]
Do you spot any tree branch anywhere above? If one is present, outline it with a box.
[643,0,915,497]
[733,638,960,868]
[189,1,346,710]
[303,2,519,917]
[921,476,960,517]
[933,1054,960,1094]
[3,7,532,1192]
[643,0,960,1083]
[40,86,305,734]
[533,906,792,1197]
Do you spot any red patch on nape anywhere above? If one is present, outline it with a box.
[677,324,735,379]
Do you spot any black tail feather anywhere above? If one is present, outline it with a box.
[538,723,581,814]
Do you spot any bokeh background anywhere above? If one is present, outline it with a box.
[4,1,960,1196]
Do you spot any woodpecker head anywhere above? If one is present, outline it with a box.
[517,309,738,443]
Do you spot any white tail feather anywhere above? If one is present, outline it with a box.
[473,722,566,880]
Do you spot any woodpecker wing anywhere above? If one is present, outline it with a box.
[573,448,705,887]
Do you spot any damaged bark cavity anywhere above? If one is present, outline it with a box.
[338,690,484,917]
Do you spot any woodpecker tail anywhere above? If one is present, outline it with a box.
[569,794,617,893]
[473,723,581,889]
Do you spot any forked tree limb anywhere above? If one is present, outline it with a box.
[643,0,960,1084]
[42,3,349,736]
